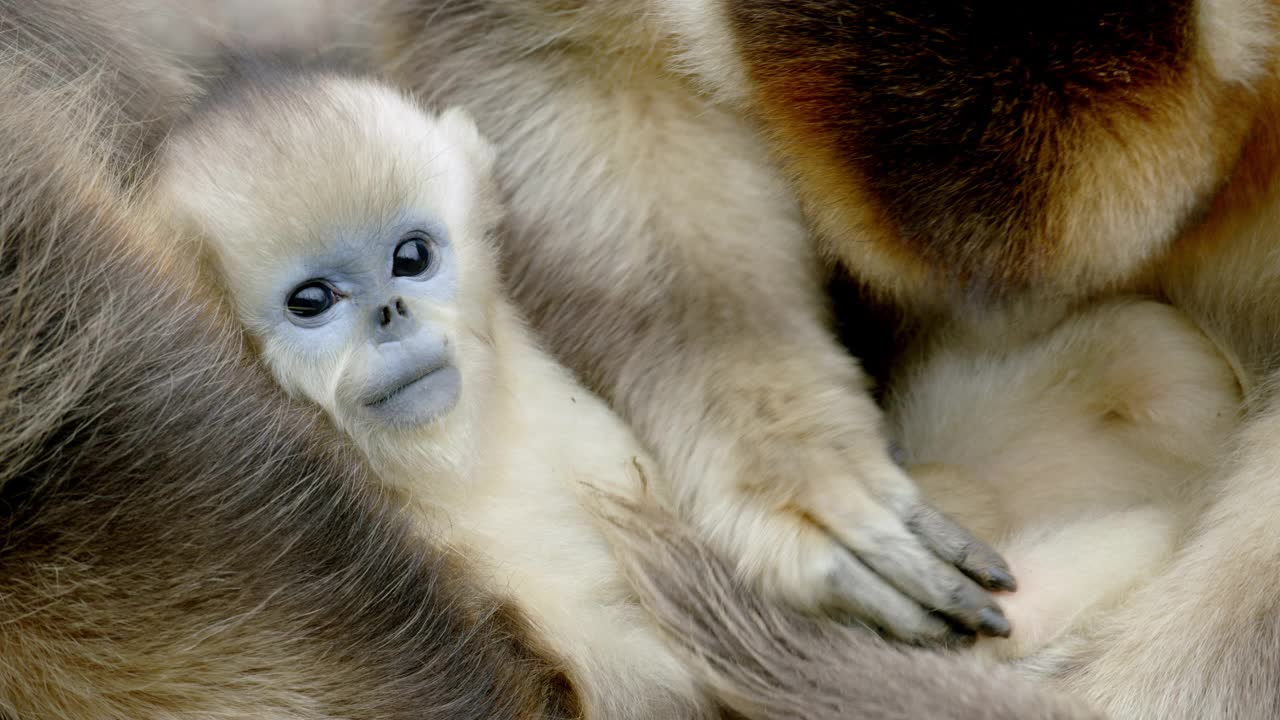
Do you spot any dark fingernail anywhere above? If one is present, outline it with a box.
[987,567,1018,593]
[977,607,1011,638]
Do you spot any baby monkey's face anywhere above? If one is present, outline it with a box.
[156,75,500,436]
[257,217,465,430]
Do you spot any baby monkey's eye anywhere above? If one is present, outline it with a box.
[286,281,338,318]
[392,234,436,278]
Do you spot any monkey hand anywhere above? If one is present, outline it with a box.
[671,363,1016,644]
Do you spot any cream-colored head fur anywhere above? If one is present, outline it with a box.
[155,69,504,483]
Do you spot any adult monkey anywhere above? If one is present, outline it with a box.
[0,2,578,717]
[372,0,1280,716]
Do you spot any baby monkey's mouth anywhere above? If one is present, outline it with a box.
[358,340,463,425]
[363,363,449,408]
[359,349,462,428]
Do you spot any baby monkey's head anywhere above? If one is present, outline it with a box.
[157,69,502,447]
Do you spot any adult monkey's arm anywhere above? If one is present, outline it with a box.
[376,0,1015,646]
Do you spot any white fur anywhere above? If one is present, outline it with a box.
[1198,0,1276,85]
[651,0,752,104]
[889,299,1242,661]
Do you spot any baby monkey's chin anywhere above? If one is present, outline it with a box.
[359,364,463,429]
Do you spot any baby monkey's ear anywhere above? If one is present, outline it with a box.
[436,106,503,234]
[438,106,497,180]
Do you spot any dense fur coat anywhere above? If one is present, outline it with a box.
[376,0,1024,651]
[367,0,1280,717]
[723,4,1280,717]
[0,2,578,717]
[10,0,1280,718]
[0,5,1084,718]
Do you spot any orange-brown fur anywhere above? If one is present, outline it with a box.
[731,0,1266,305]
[1156,66,1280,389]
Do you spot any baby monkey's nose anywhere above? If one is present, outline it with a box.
[378,297,411,326]
[373,296,417,344]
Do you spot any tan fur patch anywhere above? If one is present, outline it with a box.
[728,0,1274,306]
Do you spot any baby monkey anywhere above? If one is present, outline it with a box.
[154,68,711,718]
[887,298,1242,662]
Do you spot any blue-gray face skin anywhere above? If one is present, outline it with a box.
[267,216,462,428]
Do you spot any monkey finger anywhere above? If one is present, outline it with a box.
[907,501,1018,593]
[821,550,962,644]
[815,506,1012,639]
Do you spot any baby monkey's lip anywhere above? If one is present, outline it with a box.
[363,363,450,407]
